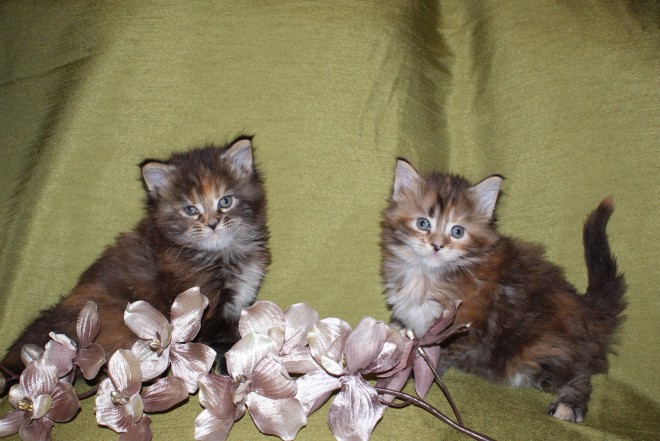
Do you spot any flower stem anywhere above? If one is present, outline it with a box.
[375,387,495,441]
[77,384,100,400]
[0,363,19,382]
[417,347,463,426]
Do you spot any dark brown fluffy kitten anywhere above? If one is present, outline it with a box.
[2,137,270,374]
[381,159,626,423]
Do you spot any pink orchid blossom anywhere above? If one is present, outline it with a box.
[301,317,412,441]
[238,301,320,374]
[195,332,307,441]
[42,301,106,380]
[0,359,80,441]
[124,287,216,393]
[194,373,245,441]
[95,350,188,441]
[376,301,466,400]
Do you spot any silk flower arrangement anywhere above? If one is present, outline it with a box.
[0,288,492,441]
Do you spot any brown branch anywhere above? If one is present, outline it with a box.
[0,363,20,383]
[375,387,495,441]
[76,384,100,400]
[417,347,463,426]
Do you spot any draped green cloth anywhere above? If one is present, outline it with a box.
[1,1,658,440]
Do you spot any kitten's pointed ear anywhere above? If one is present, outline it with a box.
[141,162,175,193]
[222,138,253,175]
[470,175,503,218]
[393,159,420,199]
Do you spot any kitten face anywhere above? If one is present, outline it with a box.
[382,160,502,272]
[142,138,267,254]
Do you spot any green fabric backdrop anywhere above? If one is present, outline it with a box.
[1,1,658,440]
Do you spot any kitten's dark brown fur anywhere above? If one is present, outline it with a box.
[381,159,626,422]
[2,137,270,374]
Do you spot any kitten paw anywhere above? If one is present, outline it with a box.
[547,402,584,423]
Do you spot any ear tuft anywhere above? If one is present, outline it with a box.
[141,162,175,192]
[470,175,503,218]
[393,159,421,199]
[222,138,253,175]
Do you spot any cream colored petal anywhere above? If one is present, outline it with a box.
[170,287,208,343]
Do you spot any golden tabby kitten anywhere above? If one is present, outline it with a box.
[381,159,626,422]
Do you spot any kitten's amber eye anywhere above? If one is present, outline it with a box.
[450,225,465,238]
[218,196,233,210]
[416,218,431,231]
[183,206,199,216]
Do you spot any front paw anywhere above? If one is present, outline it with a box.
[547,402,585,423]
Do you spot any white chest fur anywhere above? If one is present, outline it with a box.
[385,262,444,338]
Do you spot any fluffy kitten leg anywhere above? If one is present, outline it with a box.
[546,374,592,423]
[196,316,241,374]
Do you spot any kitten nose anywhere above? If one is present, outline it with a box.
[432,243,443,252]
[208,221,218,231]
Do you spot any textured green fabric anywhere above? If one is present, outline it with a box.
[1,1,658,440]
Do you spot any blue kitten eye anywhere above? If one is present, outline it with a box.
[450,225,465,239]
[184,205,199,216]
[218,196,233,209]
[416,218,431,231]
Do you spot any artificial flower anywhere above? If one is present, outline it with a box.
[238,301,320,374]
[219,332,307,440]
[43,301,106,380]
[376,300,466,400]
[20,345,44,367]
[0,359,80,441]
[124,287,216,393]
[94,349,188,441]
[194,373,245,441]
[302,317,412,441]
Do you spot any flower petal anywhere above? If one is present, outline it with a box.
[108,350,142,396]
[170,342,217,393]
[375,365,413,402]
[413,346,441,399]
[77,301,101,347]
[130,340,170,381]
[245,395,306,441]
[308,318,351,374]
[417,300,462,346]
[282,303,319,355]
[124,300,168,340]
[0,410,24,437]
[194,410,234,441]
[47,382,80,422]
[142,376,188,413]
[238,301,285,344]
[364,327,413,376]
[95,401,133,433]
[198,373,237,419]
[250,354,296,399]
[95,378,134,433]
[20,344,44,366]
[8,383,26,409]
[281,346,319,375]
[328,375,387,441]
[21,359,58,398]
[170,287,209,343]
[118,415,151,441]
[31,393,53,419]
[75,343,106,380]
[225,332,279,380]
[18,418,53,441]
[44,333,76,377]
[343,317,386,375]
[295,369,342,415]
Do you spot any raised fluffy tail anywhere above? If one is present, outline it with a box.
[583,197,627,340]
